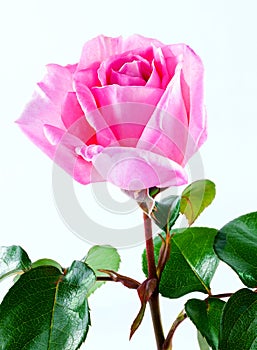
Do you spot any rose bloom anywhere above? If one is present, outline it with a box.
[17,35,206,190]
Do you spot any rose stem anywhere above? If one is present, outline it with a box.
[209,292,233,299]
[143,213,165,349]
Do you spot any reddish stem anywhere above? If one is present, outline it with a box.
[209,292,233,299]
[143,213,157,279]
[143,213,165,349]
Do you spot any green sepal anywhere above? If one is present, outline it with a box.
[150,195,181,231]
[180,180,216,225]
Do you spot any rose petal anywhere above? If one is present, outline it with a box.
[77,35,123,71]
[77,34,162,73]
[17,84,102,185]
[180,45,207,149]
[119,60,144,77]
[73,156,103,184]
[109,59,152,86]
[91,86,163,144]
[98,51,153,86]
[74,63,101,89]
[16,62,76,160]
[53,141,103,186]
[43,124,65,146]
[44,128,103,185]
[78,101,157,147]
[91,85,163,107]
[138,43,206,165]
[110,69,146,86]
[106,124,145,147]
[137,68,189,163]
[146,61,162,88]
[61,92,84,129]
[17,63,74,159]
[153,47,175,89]
[123,34,164,52]
[161,44,207,151]
[65,63,78,74]
[61,92,97,145]
[92,146,187,190]
[157,67,189,127]
[37,64,73,106]
[74,80,117,146]
[16,90,64,159]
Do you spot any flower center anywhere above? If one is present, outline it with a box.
[75,144,104,162]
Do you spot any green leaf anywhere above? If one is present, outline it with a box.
[0,245,31,281]
[185,298,225,350]
[197,330,211,350]
[0,261,95,349]
[180,180,216,225]
[142,227,219,298]
[150,195,181,231]
[219,288,257,349]
[31,258,63,272]
[84,245,121,295]
[214,211,257,287]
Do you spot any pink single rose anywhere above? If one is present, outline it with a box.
[17,34,206,190]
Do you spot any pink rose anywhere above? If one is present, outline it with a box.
[17,34,206,190]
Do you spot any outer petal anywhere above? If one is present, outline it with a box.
[77,34,164,72]
[137,68,188,165]
[180,45,207,149]
[138,44,207,165]
[16,90,64,160]
[16,64,74,159]
[163,44,207,149]
[77,35,124,71]
[65,63,78,74]
[122,34,164,52]
[92,146,187,190]
[42,124,103,185]
[20,115,103,185]
[37,64,74,106]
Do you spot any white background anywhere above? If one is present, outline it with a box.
[1,1,257,349]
